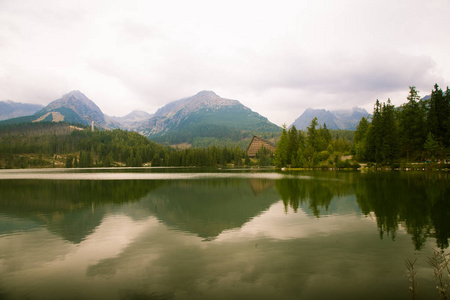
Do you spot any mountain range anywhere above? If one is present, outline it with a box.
[1,90,372,147]
[0,90,281,147]
[109,110,153,131]
[0,100,43,121]
[290,107,369,130]
[137,91,281,146]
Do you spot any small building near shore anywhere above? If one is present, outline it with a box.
[247,136,277,157]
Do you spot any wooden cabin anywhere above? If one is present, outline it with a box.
[247,136,276,157]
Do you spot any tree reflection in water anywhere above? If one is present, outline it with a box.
[275,172,450,250]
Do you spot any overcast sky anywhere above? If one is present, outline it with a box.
[1,0,449,126]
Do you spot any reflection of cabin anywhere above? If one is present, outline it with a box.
[247,136,277,157]
[248,179,275,195]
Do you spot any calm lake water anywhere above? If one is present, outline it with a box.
[0,168,449,300]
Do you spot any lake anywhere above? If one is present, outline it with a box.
[0,168,449,300]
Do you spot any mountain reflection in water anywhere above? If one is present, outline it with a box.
[0,172,449,249]
[0,171,449,300]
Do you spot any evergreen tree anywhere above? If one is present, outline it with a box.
[380,100,400,164]
[318,123,332,152]
[354,117,369,144]
[234,146,242,166]
[287,125,299,165]
[427,84,449,146]
[424,132,440,158]
[398,86,427,160]
[354,117,369,161]
[366,100,383,162]
[307,117,319,150]
[445,87,450,146]
[366,99,400,164]
[274,125,288,167]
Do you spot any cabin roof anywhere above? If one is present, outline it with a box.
[247,136,277,157]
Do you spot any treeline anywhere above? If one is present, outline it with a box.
[354,84,450,164]
[0,122,252,168]
[273,119,354,168]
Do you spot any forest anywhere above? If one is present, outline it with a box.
[273,120,355,168]
[273,84,450,168]
[1,83,448,169]
[0,122,253,168]
[354,84,450,165]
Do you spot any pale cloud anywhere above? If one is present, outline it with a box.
[1,0,449,125]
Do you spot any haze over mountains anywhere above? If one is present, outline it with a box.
[290,107,369,130]
[1,90,369,146]
[137,91,281,146]
[0,90,281,147]
[0,100,43,121]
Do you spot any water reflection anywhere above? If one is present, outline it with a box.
[0,171,449,299]
[0,180,163,243]
[0,172,449,250]
[276,171,450,250]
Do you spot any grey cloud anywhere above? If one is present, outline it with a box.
[248,50,442,95]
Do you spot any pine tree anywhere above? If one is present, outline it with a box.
[354,117,369,161]
[427,84,449,146]
[366,100,382,162]
[287,125,299,165]
[398,86,426,159]
[274,125,288,167]
[380,99,400,164]
[307,117,319,150]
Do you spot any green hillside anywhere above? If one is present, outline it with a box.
[149,106,281,148]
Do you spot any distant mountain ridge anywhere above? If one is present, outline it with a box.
[0,90,281,147]
[290,107,369,130]
[138,91,281,146]
[37,90,104,124]
[0,100,43,121]
[0,91,122,129]
[109,110,153,130]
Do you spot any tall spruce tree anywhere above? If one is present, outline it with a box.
[366,100,382,162]
[274,125,288,167]
[307,117,319,150]
[287,125,299,165]
[354,116,369,161]
[445,87,450,147]
[380,99,400,164]
[427,84,450,146]
[398,86,427,159]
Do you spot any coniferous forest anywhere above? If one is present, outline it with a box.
[1,84,449,169]
[0,122,252,168]
[355,84,450,165]
[273,84,450,168]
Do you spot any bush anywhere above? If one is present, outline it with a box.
[336,159,352,169]
[318,151,331,161]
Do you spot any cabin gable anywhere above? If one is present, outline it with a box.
[247,136,276,157]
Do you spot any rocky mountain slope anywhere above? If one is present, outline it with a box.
[137,91,281,146]
[36,90,121,128]
[108,110,153,130]
[290,107,369,130]
[1,91,121,129]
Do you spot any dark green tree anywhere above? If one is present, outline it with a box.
[398,86,427,160]
[287,125,299,165]
[274,125,288,167]
[380,99,400,164]
[354,116,369,161]
[366,100,383,162]
[427,84,450,146]
[307,117,319,150]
